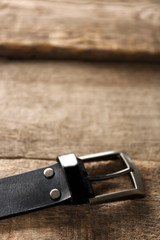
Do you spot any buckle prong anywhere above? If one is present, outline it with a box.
[87,167,132,181]
[79,151,145,204]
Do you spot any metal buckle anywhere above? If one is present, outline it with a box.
[79,151,145,204]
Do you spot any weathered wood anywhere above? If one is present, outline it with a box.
[0,60,160,239]
[0,61,160,160]
[0,0,160,61]
[0,159,159,240]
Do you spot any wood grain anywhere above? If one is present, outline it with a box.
[0,60,160,160]
[0,60,160,239]
[0,0,160,61]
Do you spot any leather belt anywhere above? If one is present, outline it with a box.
[0,151,145,219]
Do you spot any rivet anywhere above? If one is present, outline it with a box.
[50,189,61,200]
[43,168,55,178]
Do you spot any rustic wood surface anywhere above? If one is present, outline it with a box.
[0,60,160,239]
[1,0,160,61]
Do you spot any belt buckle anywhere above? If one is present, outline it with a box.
[79,151,145,204]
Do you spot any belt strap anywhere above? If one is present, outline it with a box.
[0,151,145,219]
[0,162,71,219]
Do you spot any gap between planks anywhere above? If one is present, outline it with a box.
[0,157,159,163]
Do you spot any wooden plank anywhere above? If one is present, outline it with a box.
[0,0,160,61]
[0,159,159,240]
[0,60,160,160]
[0,60,159,239]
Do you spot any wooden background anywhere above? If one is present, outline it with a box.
[0,61,159,239]
[0,0,160,239]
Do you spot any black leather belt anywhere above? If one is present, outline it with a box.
[0,151,145,219]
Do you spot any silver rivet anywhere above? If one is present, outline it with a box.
[50,189,61,200]
[43,168,55,178]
